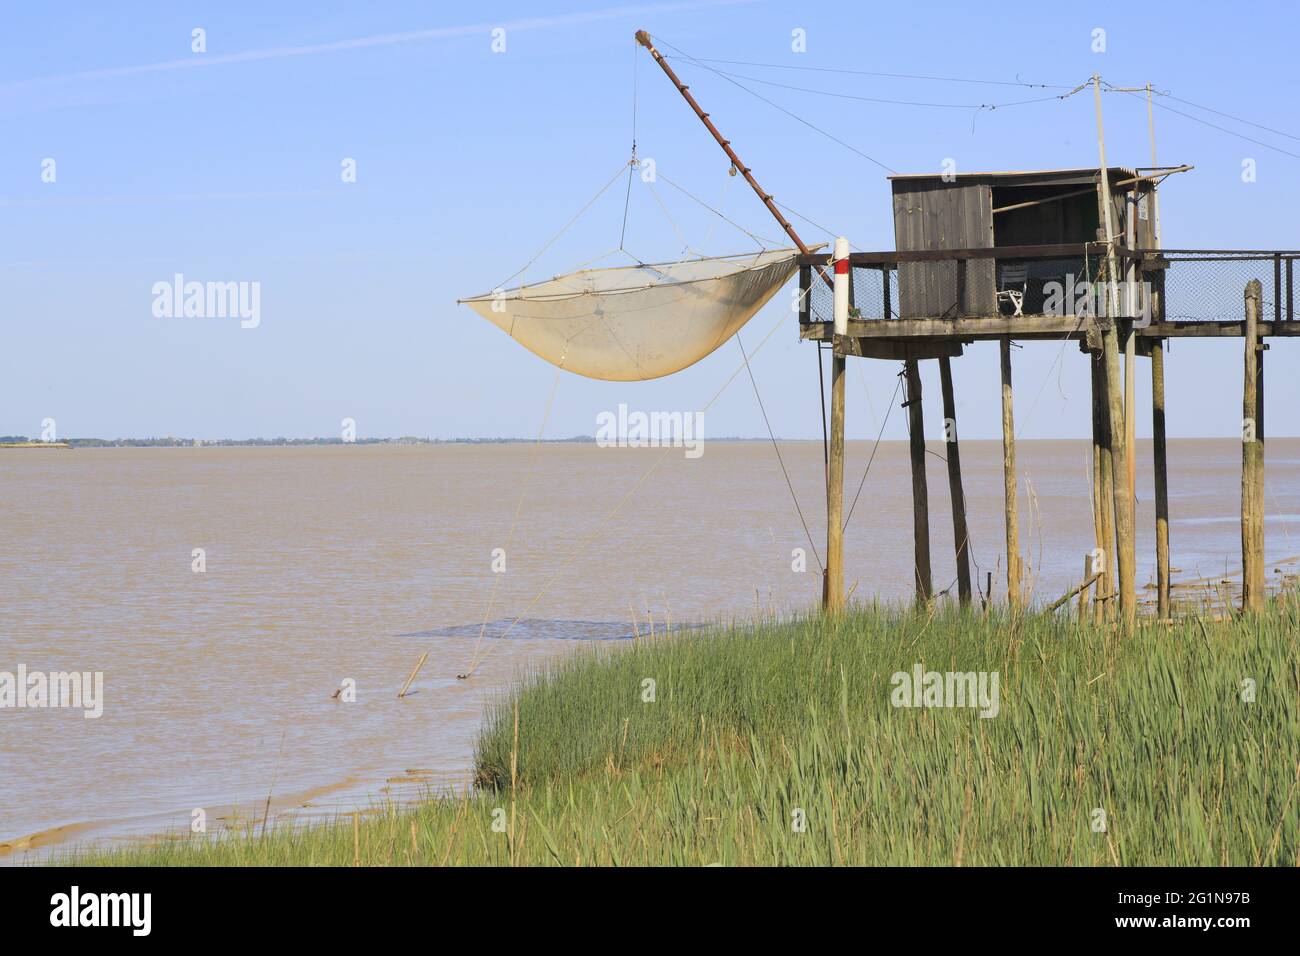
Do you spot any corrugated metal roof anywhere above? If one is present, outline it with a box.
[888,166,1141,182]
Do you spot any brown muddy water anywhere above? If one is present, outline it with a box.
[1,440,1298,859]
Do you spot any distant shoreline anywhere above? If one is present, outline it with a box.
[0,436,775,448]
[0,435,1291,449]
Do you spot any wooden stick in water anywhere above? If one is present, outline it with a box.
[398,651,429,698]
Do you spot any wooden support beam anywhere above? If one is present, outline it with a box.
[1258,321,1266,444]
[825,350,846,611]
[1125,196,1139,534]
[1124,326,1137,529]
[1102,322,1137,627]
[1151,341,1171,619]
[1288,257,1294,323]
[1241,280,1265,612]
[904,359,932,602]
[938,356,972,605]
[1142,320,1295,338]
[806,315,1084,340]
[800,241,1118,267]
[802,317,1300,343]
[1090,352,1116,618]
[999,337,1022,608]
[835,336,962,361]
[1089,357,1105,617]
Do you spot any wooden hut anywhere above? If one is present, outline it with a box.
[888,167,1159,320]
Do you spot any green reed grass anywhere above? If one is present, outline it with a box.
[64,601,1299,866]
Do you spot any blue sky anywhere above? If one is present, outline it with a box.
[2,0,1296,441]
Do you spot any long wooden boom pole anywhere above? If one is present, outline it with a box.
[635,30,845,614]
[635,31,820,266]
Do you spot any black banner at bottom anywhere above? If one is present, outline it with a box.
[0,865,1289,941]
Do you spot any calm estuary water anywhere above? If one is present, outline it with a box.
[1,440,1297,857]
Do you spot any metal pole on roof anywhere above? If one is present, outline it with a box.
[1146,83,1162,248]
[1092,77,1122,314]
[1108,82,1165,247]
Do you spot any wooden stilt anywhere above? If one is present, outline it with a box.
[904,359,932,602]
[1257,289,1267,595]
[1089,353,1106,619]
[1242,280,1265,613]
[999,337,1022,608]
[1089,351,1119,620]
[825,348,846,611]
[1089,354,1105,603]
[1091,76,1135,626]
[1125,327,1137,527]
[1098,375,1117,619]
[1151,340,1171,619]
[938,356,972,604]
[1103,321,1137,627]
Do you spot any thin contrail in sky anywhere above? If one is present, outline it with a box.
[0,0,753,93]
[0,190,340,206]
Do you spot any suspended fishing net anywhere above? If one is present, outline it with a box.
[460,248,801,381]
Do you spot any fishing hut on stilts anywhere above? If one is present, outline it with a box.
[462,36,1297,630]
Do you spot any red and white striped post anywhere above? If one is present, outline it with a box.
[832,236,851,335]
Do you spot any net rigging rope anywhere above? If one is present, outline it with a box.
[698,65,1068,111]
[842,372,901,531]
[493,161,632,293]
[681,56,1074,91]
[655,170,779,249]
[649,33,895,173]
[619,34,639,252]
[737,332,824,573]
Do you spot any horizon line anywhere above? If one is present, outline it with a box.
[3,434,1288,446]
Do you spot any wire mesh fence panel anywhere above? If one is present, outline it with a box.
[806,266,888,324]
[1160,253,1293,323]
[807,270,832,324]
